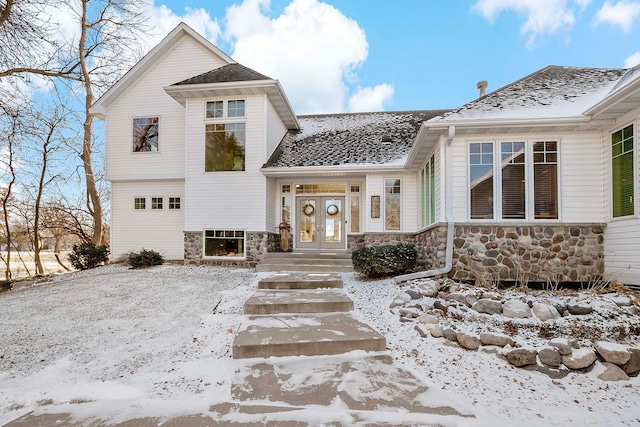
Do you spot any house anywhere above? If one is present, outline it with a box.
[90,23,640,285]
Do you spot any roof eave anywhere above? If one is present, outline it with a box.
[261,163,409,177]
[583,76,640,118]
[164,79,299,129]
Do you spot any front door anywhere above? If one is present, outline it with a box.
[296,197,345,250]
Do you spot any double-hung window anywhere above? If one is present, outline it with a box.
[469,140,559,220]
[204,100,246,172]
[420,155,436,227]
[611,124,635,218]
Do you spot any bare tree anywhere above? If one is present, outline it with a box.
[0,103,20,279]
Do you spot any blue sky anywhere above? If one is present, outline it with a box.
[148,0,640,114]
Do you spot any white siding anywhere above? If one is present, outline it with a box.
[265,100,287,160]
[265,177,277,232]
[110,180,185,260]
[365,175,384,233]
[449,137,468,222]
[105,35,227,182]
[560,132,606,222]
[403,174,418,232]
[365,174,415,233]
[184,95,268,232]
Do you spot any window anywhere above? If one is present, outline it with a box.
[204,230,244,257]
[168,197,181,210]
[612,125,635,218]
[134,197,146,210]
[533,141,558,219]
[151,197,163,210]
[350,184,360,233]
[469,143,494,219]
[206,100,245,118]
[385,178,401,230]
[501,142,526,219]
[206,101,223,118]
[281,185,291,223]
[420,155,436,227]
[469,140,559,220]
[205,123,246,171]
[228,100,245,117]
[133,117,159,152]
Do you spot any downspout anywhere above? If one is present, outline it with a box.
[395,125,455,283]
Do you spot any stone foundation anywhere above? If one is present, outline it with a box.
[184,231,280,268]
[348,223,605,283]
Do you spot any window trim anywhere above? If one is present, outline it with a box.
[134,197,146,210]
[150,196,164,210]
[202,229,246,259]
[168,196,182,210]
[132,116,160,153]
[384,177,402,231]
[205,99,246,120]
[204,122,247,172]
[467,139,561,222]
[610,122,637,220]
[420,154,436,227]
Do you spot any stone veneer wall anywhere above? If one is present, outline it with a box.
[348,224,605,283]
[184,231,279,268]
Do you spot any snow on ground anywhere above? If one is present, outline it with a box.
[0,265,639,426]
[343,274,640,427]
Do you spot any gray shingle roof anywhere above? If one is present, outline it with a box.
[264,110,448,168]
[173,63,272,85]
[433,65,628,122]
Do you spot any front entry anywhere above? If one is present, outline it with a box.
[296,197,345,250]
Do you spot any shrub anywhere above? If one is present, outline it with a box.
[351,243,418,278]
[127,249,164,269]
[68,241,109,270]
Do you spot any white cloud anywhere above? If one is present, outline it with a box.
[472,0,584,46]
[595,1,640,32]
[348,84,395,113]
[224,0,393,114]
[625,51,640,67]
[145,3,222,48]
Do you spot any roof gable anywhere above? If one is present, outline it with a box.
[90,23,235,118]
[263,110,448,169]
[174,64,271,85]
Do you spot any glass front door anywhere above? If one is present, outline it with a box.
[296,197,345,250]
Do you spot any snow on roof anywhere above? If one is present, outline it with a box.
[264,110,448,168]
[433,66,629,122]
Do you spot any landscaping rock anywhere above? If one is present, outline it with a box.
[429,324,444,338]
[480,332,515,347]
[532,303,561,321]
[472,299,503,315]
[597,362,630,381]
[418,282,439,297]
[548,338,572,355]
[447,292,468,305]
[442,327,458,342]
[465,294,479,307]
[389,297,406,309]
[456,331,480,350]
[482,291,501,300]
[414,324,429,338]
[538,346,562,367]
[567,302,593,315]
[608,295,633,307]
[523,364,570,379]
[562,348,597,370]
[550,300,567,315]
[503,299,532,318]
[433,300,449,314]
[621,348,640,375]
[399,307,421,318]
[594,341,631,365]
[405,289,423,300]
[418,313,439,325]
[507,348,538,367]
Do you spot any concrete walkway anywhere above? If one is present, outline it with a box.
[6,272,474,426]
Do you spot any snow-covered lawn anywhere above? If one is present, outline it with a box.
[0,264,639,426]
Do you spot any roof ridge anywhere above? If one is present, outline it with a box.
[297,109,449,119]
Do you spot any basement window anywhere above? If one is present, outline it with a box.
[204,230,245,257]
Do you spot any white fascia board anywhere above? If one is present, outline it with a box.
[273,80,300,130]
[583,77,640,116]
[423,116,593,129]
[260,164,409,177]
[405,123,439,169]
[90,22,235,116]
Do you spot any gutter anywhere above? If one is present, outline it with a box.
[395,125,455,284]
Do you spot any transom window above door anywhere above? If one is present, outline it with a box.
[206,100,245,119]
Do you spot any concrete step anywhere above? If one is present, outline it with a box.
[257,251,353,273]
[256,263,353,273]
[263,251,351,260]
[244,289,354,315]
[232,313,386,359]
[258,272,343,289]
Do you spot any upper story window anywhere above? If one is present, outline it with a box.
[468,140,559,221]
[151,197,163,210]
[134,197,146,210]
[612,124,635,218]
[168,197,181,210]
[206,100,245,119]
[205,123,246,172]
[133,117,158,152]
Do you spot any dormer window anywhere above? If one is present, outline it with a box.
[206,100,245,119]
